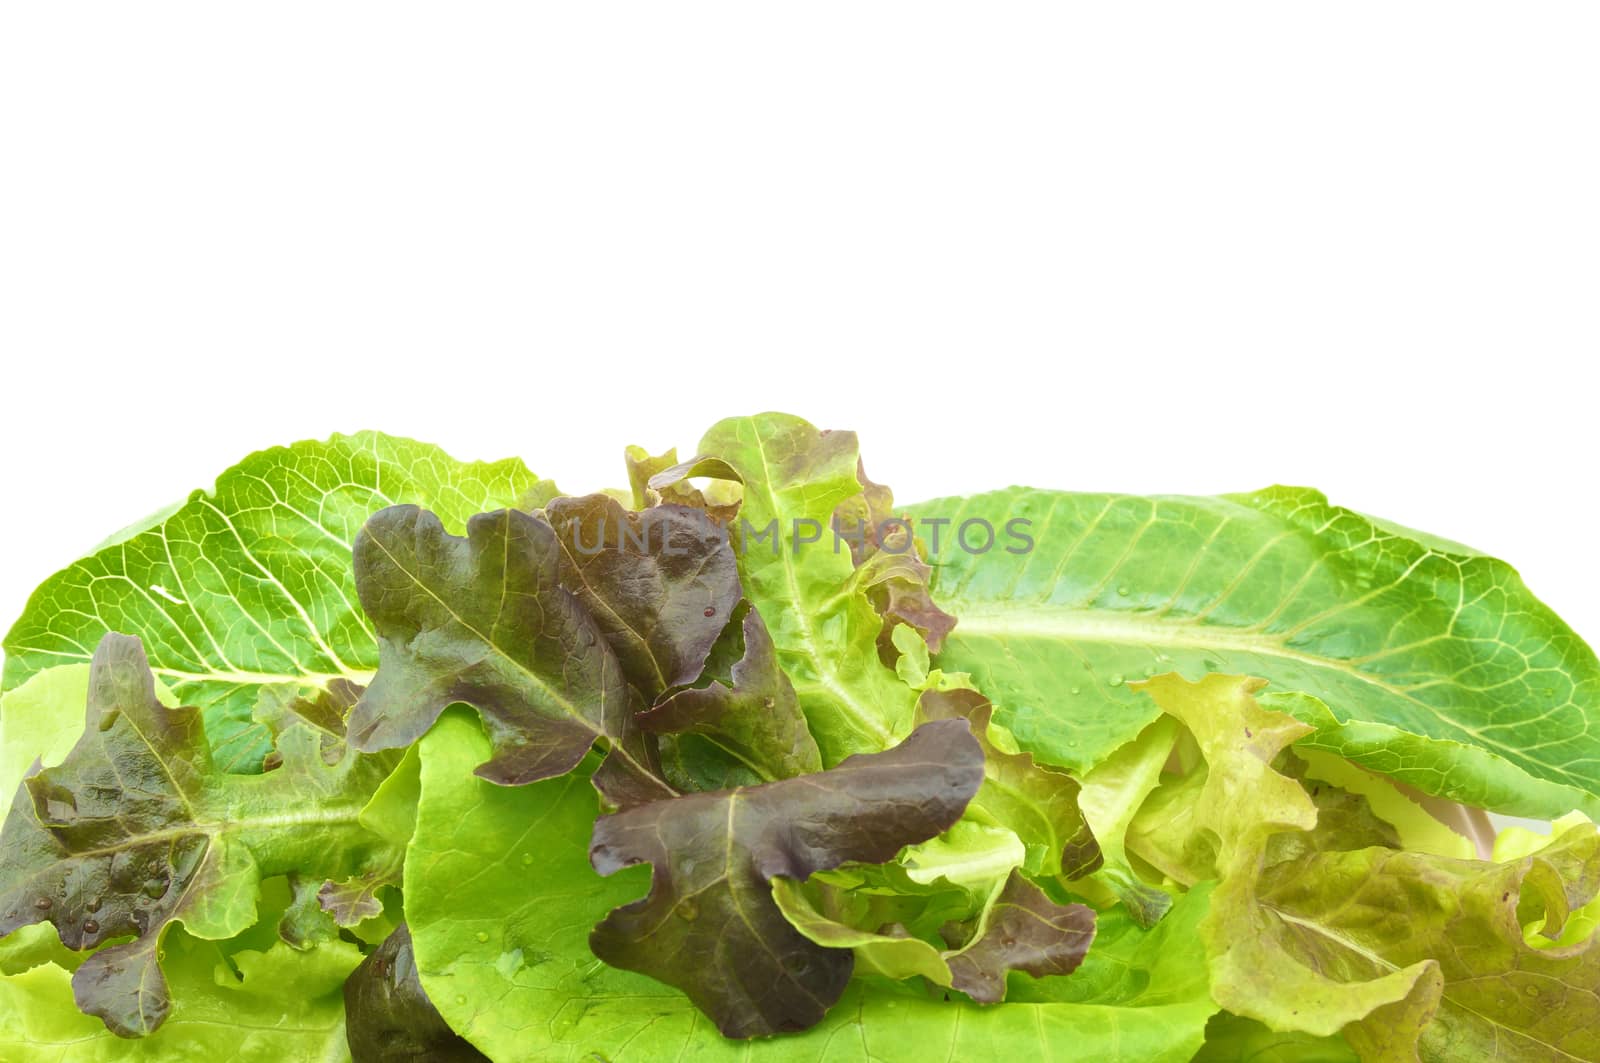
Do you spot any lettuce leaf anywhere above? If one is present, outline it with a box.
[587,718,981,1036]
[639,600,823,785]
[1134,672,1600,1061]
[914,686,1100,880]
[1193,1013,1359,1062]
[654,414,922,763]
[830,458,956,655]
[0,931,362,1061]
[343,923,487,1062]
[402,711,1215,1062]
[542,493,741,699]
[907,485,1600,818]
[347,504,673,807]
[1076,715,1180,924]
[773,867,1095,1003]
[0,635,399,1036]
[2,433,550,772]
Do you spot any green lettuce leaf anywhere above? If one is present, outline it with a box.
[587,718,984,1036]
[624,444,742,523]
[899,818,1027,891]
[0,931,362,1061]
[1076,715,1180,925]
[275,873,341,950]
[1494,813,1600,948]
[403,710,1217,1062]
[347,504,673,808]
[1124,674,1320,884]
[1295,830,1600,1060]
[770,875,966,984]
[1193,1013,1359,1062]
[1128,673,1437,1041]
[1137,672,1600,1061]
[773,868,1095,1003]
[1288,738,1478,860]
[2,433,550,772]
[0,635,400,1036]
[658,414,920,763]
[914,687,1100,880]
[906,486,1600,816]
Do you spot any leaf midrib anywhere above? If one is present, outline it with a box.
[950,604,1575,789]
[1271,907,1588,1061]
[746,426,892,751]
[19,803,367,864]
[5,647,372,692]
[364,516,661,787]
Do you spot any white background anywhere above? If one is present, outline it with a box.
[2,5,1597,646]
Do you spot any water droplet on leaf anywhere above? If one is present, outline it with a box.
[1108,674,1125,687]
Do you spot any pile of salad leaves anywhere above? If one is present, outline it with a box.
[1,415,1597,1062]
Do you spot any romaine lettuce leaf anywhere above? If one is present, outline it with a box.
[906,485,1600,817]
[2,433,550,772]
